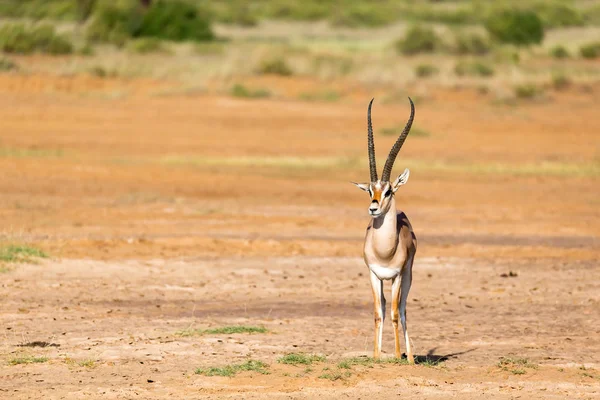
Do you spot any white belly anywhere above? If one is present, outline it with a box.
[368,264,400,280]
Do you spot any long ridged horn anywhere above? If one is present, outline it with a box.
[381,97,415,182]
[367,98,377,182]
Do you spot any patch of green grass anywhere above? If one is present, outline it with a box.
[396,26,444,55]
[161,155,360,170]
[552,73,571,91]
[9,356,48,365]
[514,83,543,99]
[0,245,48,264]
[337,356,410,369]
[231,84,271,99]
[257,57,293,76]
[88,66,118,79]
[454,61,494,77]
[79,359,96,368]
[381,126,431,138]
[277,353,326,366]
[0,147,64,158]
[454,32,491,55]
[497,357,538,375]
[177,325,268,336]
[549,45,570,59]
[0,58,18,72]
[127,38,168,54]
[195,360,269,376]
[580,42,600,59]
[0,23,73,55]
[415,64,439,78]
[298,90,341,102]
[318,370,351,381]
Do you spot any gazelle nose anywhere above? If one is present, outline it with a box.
[369,201,379,211]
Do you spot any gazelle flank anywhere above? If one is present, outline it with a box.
[352,98,417,363]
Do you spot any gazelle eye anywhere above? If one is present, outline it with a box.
[384,190,392,197]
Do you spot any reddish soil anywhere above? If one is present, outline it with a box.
[0,74,598,399]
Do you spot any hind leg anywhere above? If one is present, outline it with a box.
[400,251,415,364]
[391,275,402,359]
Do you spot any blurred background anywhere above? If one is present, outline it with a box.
[0,1,599,396]
[0,0,598,259]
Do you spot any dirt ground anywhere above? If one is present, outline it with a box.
[0,74,599,399]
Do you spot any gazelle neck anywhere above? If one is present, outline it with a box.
[371,195,398,260]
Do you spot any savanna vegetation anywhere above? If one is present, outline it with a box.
[0,0,598,101]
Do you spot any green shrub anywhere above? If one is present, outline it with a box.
[583,4,600,26]
[257,58,293,76]
[77,42,95,56]
[216,3,259,27]
[299,90,341,102]
[0,23,73,55]
[330,4,396,28]
[0,58,18,71]
[0,0,78,20]
[136,0,214,42]
[454,32,491,55]
[549,45,570,59]
[265,2,330,21]
[396,26,443,55]
[127,38,166,54]
[454,61,494,77]
[231,84,271,99]
[485,10,544,46]
[514,83,543,99]
[415,64,439,78]
[86,3,141,46]
[89,66,117,78]
[535,3,583,28]
[580,42,600,59]
[551,73,571,90]
[87,0,214,46]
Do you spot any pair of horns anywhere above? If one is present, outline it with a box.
[367,97,415,182]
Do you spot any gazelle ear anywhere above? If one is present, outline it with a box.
[352,182,371,192]
[392,168,410,192]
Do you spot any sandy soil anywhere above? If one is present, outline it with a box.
[0,74,599,399]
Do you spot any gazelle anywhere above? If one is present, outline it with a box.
[352,98,417,363]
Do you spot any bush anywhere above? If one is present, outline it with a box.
[127,38,166,54]
[552,74,571,90]
[0,0,78,20]
[485,10,544,46]
[415,64,439,78]
[454,61,494,77]
[231,84,271,99]
[257,57,293,76]
[396,26,443,55]
[580,42,600,59]
[535,3,583,28]
[0,58,18,71]
[454,32,491,55]
[549,45,570,59]
[0,23,73,55]
[583,4,600,26]
[265,2,330,21]
[514,83,543,99]
[330,4,396,28]
[86,3,141,46]
[87,0,214,46]
[136,1,214,42]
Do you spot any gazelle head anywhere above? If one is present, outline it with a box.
[353,98,415,218]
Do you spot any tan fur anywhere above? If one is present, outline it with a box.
[361,184,417,363]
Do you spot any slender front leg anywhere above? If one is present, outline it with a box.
[369,270,385,359]
[391,276,402,359]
